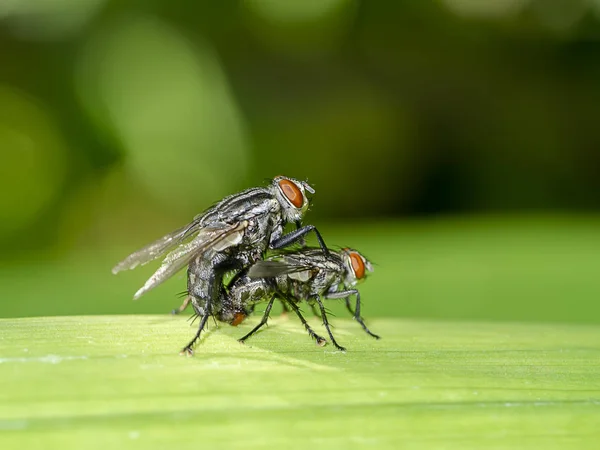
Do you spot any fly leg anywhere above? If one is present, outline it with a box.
[293,220,307,248]
[326,290,380,340]
[277,298,309,319]
[309,302,321,318]
[344,297,355,316]
[270,225,330,255]
[285,300,327,347]
[181,309,211,356]
[181,257,231,355]
[238,296,276,343]
[313,295,346,352]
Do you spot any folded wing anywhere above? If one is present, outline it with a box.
[247,259,316,279]
[112,221,203,274]
[132,221,248,299]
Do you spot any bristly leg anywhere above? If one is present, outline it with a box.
[181,310,210,356]
[270,224,330,256]
[310,302,321,318]
[313,295,346,352]
[329,290,380,340]
[285,299,327,347]
[238,296,276,343]
[344,297,355,316]
[352,314,380,340]
[350,291,380,340]
[180,262,227,355]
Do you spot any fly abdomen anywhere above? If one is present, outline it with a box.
[229,276,273,312]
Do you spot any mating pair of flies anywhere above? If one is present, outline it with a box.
[113,176,379,354]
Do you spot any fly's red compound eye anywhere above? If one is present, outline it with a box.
[278,179,304,208]
[349,252,365,279]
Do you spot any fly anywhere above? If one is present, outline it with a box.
[225,247,378,352]
[112,176,329,354]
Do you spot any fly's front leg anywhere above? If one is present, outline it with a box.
[294,220,307,248]
[343,297,355,316]
[313,295,346,352]
[326,290,380,340]
[238,296,276,343]
[285,300,327,347]
[270,225,329,255]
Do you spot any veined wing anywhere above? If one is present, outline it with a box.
[132,221,248,300]
[247,259,319,280]
[112,221,203,274]
[248,248,341,280]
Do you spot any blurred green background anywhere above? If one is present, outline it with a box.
[1,0,599,323]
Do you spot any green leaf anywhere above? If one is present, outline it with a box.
[1,315,599,448]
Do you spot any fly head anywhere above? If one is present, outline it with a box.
[340,248,373,287]
[270,176,314,224]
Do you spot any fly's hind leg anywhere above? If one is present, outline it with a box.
[238,296,276,344]
[181,305,211,356]
[285,300,327,347]
[181,257,230,355]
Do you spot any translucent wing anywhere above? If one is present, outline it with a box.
[248,248,341,280]
[112,221,202,274]
[246,260,298,278]
[130,221,248,300]
[247,258,318,279]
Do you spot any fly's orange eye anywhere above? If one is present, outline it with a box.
[349,252,365,279]
[278,179,304,208]
[231,312,246,326]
